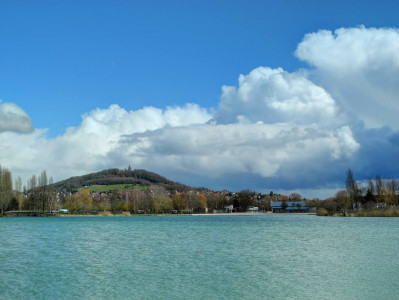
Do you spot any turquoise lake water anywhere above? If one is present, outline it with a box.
[1,215,398,299]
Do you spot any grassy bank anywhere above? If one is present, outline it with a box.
[58,211,130,217]
[58,211,191,217]
[351,209,399,217]
[316,207,399,217]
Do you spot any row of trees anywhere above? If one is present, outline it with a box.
[62,187,208,214]
[24,171,57,213]
[315,169,399,215]
[61,189,281,215]
[0,167,57,215]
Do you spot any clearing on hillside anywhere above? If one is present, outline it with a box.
[79,184,148,193]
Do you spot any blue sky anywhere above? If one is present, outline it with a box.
[1,0,399,198]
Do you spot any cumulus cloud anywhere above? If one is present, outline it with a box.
[58,103,212,159]
[213,67,342,127]
[0,102,33,133]
[295,26,399,129]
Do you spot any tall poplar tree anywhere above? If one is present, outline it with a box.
[345,169,359,209]
[0,166,13,215]
[38,170,48,213]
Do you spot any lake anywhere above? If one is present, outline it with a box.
[1,215,398,299]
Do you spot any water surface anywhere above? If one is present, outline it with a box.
[1,215,398,299]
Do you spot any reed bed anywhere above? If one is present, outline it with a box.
[352,209,399,217]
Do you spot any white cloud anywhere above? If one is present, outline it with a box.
[0,102,33,133]
[117,123,359,179]
[0,104,213,183]
[213,67,342,128]
[1,100,359,197]
[295,26,399,129]
[5,26,399,198]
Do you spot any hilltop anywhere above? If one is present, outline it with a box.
[53,168,191,192]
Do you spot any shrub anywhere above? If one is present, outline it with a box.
[316,207,329,216]
[99,210,113,216]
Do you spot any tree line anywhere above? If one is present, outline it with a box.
[0,165,289,215]
[0,167,57,215]
[9,165,392,217]
[314,169,399,216]
[0,165,293,215]
[49,188,305,215]
[62,188,276,215]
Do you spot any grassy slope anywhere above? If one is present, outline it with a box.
[79,184,148,193]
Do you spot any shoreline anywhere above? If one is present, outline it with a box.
[192,212,316,216]
[3,212,317,218]
[58,212,317,217]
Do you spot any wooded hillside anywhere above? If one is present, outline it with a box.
[53,168,189,192]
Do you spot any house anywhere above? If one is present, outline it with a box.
[211,205,235,214]
[247,206,259,213]
[224,204,234,213]
[271,201,309,213]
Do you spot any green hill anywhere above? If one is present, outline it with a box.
[53,168,189,192]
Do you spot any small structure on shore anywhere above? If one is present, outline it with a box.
[247,206,259,213]
[224,204,234,213]
[271,201,309,213]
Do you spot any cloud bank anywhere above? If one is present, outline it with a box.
[2,26,398,198]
